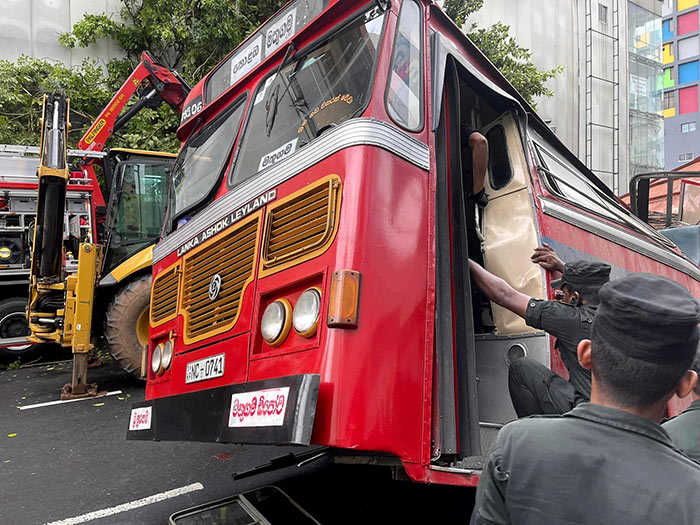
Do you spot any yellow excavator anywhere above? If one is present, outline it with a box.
[27,55,188,396]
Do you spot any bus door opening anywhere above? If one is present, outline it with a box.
[457,69,550,430]
[433,56,550,467]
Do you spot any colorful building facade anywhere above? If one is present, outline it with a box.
[663,0,700,168]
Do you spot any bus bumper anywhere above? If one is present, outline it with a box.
[126,374,320,445]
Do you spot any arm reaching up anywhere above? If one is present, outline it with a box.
[469,259,530,319]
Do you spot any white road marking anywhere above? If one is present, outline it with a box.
[18,390,123,410]
[43,482,204,525]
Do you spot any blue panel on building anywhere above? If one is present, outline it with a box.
[663,19,675,40]
[679,60,700,83]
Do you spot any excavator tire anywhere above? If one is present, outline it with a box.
[0,297,42,361]
[104,274,151,377]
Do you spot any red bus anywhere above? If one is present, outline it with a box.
[128,0,700,492]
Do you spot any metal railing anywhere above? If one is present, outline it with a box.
[629,170,700,228]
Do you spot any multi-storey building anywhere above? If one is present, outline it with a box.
[662,0,700,169]
[469,0,664,195]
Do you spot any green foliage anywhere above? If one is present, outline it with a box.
[59,0,287,80]
[0,56,110,145]
[443,0,483,27]
[0,55,179,151]
[445,0,563,106]
[0,0,288,152]
[468,23,564,105]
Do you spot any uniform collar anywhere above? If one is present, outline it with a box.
[565,402,674,448]
[684,399,700,413]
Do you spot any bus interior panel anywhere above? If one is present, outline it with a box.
[457,75,549,426]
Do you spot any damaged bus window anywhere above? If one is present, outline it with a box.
[170,96,247,221]
[228,8,386,188]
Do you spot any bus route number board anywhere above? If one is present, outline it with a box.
[185,353,225,384]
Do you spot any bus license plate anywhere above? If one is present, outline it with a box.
[185,353,225,384]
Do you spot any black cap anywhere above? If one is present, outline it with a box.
[594,273,700,364]
[550,260,611,289]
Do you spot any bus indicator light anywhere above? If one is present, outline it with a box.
[327,270,361,328]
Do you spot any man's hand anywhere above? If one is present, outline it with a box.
[531,243,565,274]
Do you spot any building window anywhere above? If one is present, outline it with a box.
[678,10,699,35]
[679,60,700,83]
[664,42,675,64]
[679,0,700,11]
[663,18,675,41]
[664,0,674,17]
[680,153,694,162]
[679,35,700,59]
[665,90,676,109]
[599,3,608,23]
[682,121,697,132]
[680,85,700,114]
[664,66,676,88]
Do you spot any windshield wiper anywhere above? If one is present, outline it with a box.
[265,43,296,137]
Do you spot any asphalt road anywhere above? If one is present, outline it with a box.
[1,356,475,524]
[0,359,304,525]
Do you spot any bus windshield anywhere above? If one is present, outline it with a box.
[170,98,247,220]
[229,7,385,187]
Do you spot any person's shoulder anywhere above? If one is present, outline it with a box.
[534,299,581,320]
[663,406,700,431]
[495,415,584,468]
[497,414,568,449]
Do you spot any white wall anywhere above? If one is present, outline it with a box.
[0,0,122,66]
[467,2,584,155]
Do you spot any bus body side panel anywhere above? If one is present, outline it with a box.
[527,151,700,416]
[247,144,430,464]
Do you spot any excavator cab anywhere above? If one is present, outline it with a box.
[101,149,173,275]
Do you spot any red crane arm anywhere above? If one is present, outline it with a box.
[77,51,189,152]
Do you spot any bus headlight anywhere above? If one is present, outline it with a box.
[161,339,174,370]
[261,299,292,346]
[293,288,321,337]
[151,343,163,375]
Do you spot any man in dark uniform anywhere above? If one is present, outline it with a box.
[469,257,611,416]
[471,273,700,525]
[461,123,489,207]
[663,351,700,461]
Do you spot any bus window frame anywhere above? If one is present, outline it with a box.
[532,140,679,251]
[533,141,637,224]
[202,1,335,107]
[225,4,389,192]
[485,123,514,190]
[168,92,249,229]
[384,0,425,133]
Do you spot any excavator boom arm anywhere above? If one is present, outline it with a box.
[77,51,189,152]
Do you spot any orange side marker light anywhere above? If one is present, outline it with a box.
[327,270,361,328]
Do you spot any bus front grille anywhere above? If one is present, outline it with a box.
[260,175,342,276]
[150,263,180,326]
[181,215,259,343]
